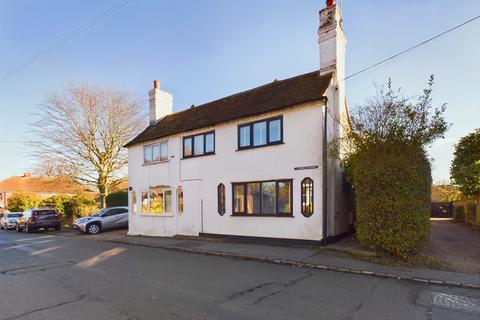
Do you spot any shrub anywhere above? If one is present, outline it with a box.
[7,193,42,212]
[105,191,128,207]
[352,143,431,258]
[40,194,98,225]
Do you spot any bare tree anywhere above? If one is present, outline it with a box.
[31,84,145,207]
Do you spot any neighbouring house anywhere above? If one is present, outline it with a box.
[125,1,353,242]
[0,172,92,212]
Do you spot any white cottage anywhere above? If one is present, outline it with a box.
[125,1,352,243]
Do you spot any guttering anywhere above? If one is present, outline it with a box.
[322,96,328,243]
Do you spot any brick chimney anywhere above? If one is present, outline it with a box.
[149,80,173,125]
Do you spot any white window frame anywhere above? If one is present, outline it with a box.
[140,187,174,217]
[143,141,169,165]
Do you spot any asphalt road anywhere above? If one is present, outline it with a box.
[0,230,479,320]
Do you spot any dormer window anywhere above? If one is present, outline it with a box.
[144,141,168,165]
[238,116,283,150]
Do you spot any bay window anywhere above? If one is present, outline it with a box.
[232,179,292,216]
[141,186,173,215]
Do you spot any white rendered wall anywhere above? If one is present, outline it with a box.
[127,101,326,240]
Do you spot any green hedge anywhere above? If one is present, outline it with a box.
[105,191,128,207]
[352,143,431,257]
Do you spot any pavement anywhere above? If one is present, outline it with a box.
[1,229,480,320]
[64,228,480,289]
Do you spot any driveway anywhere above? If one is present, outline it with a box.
[428,220,480,274]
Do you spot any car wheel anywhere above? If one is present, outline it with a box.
[86,223,100,235]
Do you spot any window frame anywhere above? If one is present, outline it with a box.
[217,183,226,216]
[177,186,184,214]
[143,140,169,165]
[237,116,284,150]
[300,177,314,217]
[231,179,293,217]
[182,130,215,159]
[141,187,173,216]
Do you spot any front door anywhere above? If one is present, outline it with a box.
[176,181,202,236]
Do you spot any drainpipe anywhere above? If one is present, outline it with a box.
[322,96,328,243]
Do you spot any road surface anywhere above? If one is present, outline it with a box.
[0,230,479,320]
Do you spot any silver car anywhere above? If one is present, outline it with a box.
[73,207,129,235]
[0,212,23,230]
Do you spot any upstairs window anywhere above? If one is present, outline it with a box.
[144,141,168,164]
[238,116,283,150]
[183,131,215,158]
[232,179,292,217]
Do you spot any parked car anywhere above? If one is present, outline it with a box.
[73,206,129,235]
[16,208,61,233]
[0,212,23,230]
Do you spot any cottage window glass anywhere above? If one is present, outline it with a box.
[141,191,149,214]
[253,122,267,146]
[238,116,283,150]
[205,133,215,153]
[246,183,261,214]
[194,135,204,156]
[149,187,164,214]
[152,145,161,162]
[233,184,245,213]
[183,131,215,158]
[218,183,226,216]
[146,187,172,214]
[269,119,281,143]
[277,181,292,214]
[160,142,168,161]
[144,141,168,164]
[261,182,276,213]
[232,180,292,216]
[177,187,184,214]
[239,126,250,148]
[183,137,193,157]
[144,146,153,164]
[301,178,314,217]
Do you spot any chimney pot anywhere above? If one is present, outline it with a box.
[153,80,160,89]
[326,0,335,7]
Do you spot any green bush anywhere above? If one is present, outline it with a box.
[40,194,98,225]
[7,193,42,212]
[352,143,431,258]
[105,191,128,207]
[453,205,465,222]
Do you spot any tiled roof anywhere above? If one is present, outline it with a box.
[126,71,332,147]
[0,175,91,194]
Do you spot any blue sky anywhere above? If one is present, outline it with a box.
[0,0,479,182]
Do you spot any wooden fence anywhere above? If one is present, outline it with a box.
[452,198,480,226]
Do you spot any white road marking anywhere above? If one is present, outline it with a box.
[432,292,480,314]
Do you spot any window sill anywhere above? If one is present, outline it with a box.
[140,213,174,217]
[230,213,293,218]
[182,152,215,160]
[236,141,284,151]
[143,160,169,166]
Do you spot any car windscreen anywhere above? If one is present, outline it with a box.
[7,214,21,218]
[33,210,56,215]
